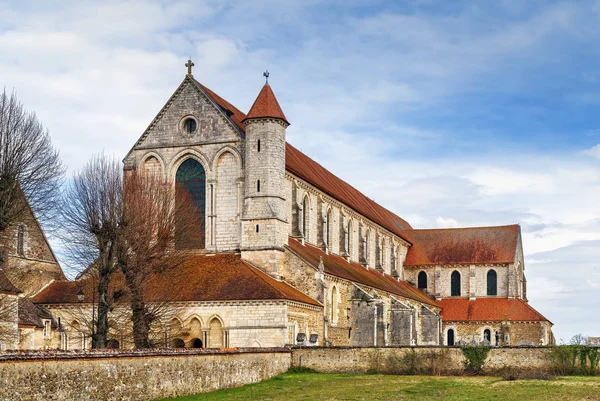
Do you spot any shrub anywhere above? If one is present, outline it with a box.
[549,345,600,376]
[461,347,490,374]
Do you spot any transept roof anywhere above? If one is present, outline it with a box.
[403,225,520,266]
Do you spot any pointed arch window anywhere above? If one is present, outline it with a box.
[487,270,497,296]
[302,196,309,240]
[483,329,491,344]
[330,286,338,324]
[451,271,461,296]
[418,271,427,290]
[16,224,25,256]
[175,158,206,249]
[325,208,332,246]
[347,220,353,256]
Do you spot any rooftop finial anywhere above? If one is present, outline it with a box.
[185,58,195,76]
[263,70,269,84]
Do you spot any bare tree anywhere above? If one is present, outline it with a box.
[60,154,122,349]
[117,171,203,348]
[570,333,590,345]
[0,89,64,265]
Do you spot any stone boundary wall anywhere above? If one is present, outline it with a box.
[290,346,554,373]
[0,348,291,401]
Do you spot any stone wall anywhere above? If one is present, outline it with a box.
[291,346,554,374]
[0,348,290,401]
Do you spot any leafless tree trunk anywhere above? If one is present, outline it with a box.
[117,171,203,348]
[0,89,64,268]
[60,154,122,349]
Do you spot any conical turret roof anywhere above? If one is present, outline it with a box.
[243,83,289,125]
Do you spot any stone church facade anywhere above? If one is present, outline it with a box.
[3,63,552,349]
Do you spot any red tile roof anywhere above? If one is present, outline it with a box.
[403,225,519,266]
[194,80,413,241]
[439,298,550,323]
[33,254,320,307]
[243,84,289,125]
[287,238,439,308]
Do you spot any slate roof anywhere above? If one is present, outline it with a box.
[33,253,320,307]
[403,225,520,266]
[439,298,550,323]
[243,83,289,125]
[287,238,439,308]
[18,297,57,328]
[194,80,413,241]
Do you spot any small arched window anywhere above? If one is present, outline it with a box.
[257,180,261,192]
[256,224,259,233]
[257,139,261,152]
[347,220,353,255]
[418,271,427,290]
[447,328,455,346]
[325,208,332,246]
[451,270,461,296]
[487,270,497,296]
[483,329,491,344]
[302,196,309,240]
[16,224,25,256]
[330,286,338,324]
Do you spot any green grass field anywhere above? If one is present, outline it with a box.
[160,372,600,401]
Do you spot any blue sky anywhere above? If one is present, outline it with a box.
[1,0,599,343]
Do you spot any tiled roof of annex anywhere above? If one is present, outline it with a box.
[287,238,439,308]
[439,297,550,323]
[33,253,320,307]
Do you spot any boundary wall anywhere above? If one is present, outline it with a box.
[291,346,553,373]
[0,348,290,401]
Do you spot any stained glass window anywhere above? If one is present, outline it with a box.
[176,158,206,249]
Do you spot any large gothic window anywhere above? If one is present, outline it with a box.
[451,271,461,296]
[176,159,206,249]
[418,271,427,291]
[325,208,332,247]
[487,270,498,296]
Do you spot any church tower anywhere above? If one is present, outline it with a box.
[240,77,290,278]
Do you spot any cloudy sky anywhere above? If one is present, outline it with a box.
[1,0,599,342]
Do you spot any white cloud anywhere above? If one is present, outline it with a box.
[581,143,600,159]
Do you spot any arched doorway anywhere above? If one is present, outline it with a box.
[447,329,455,346]
[484,329,491,344]
[171,338,185,348]
[175,158,206,249]
[190,338,203,348]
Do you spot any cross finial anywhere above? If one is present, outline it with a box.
[263,70,269,84]
[185,58,195,76]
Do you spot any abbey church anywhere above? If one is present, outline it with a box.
[1,63,553,350]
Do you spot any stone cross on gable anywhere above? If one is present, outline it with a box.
[186,59,195,75]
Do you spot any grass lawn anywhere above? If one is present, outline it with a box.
[159,373,600,401]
